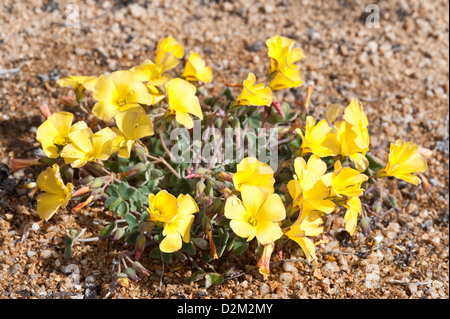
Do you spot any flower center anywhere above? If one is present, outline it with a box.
[53,135,70,150]
[248,216,257,227]
[116,97,127,108]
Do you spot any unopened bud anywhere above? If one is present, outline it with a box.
[195,181,206,197]
[373,199,382,214]
[205,221,218,260]
[61,166,74,180]
[130,162,147,174]
[116,273,130,288]
[360,216,371,236]
[80,176,95,185]
[132,261,150,277]
[214,117,223,128]
[60,96,78,107]
[389,195,399,209]
[72,195,94,212]
[71,186,91,197]
[125,267,139,282]
[112,227,126,242]
[272,101,284,118]
[135,234,146,261]
[89,178,105,189]
[39,104,52,119]
[10,158,43,172]
[230,118,240,129]
[217,171,233,182]
[257,242,274,280]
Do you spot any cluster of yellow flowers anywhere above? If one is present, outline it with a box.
[28,35,429,282]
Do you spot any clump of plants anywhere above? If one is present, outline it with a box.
[12,35,428,288]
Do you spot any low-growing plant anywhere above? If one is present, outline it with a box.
[11,35,429,289]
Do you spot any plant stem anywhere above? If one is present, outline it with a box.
[146,154,181,179]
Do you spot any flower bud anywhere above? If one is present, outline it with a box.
[132,261,150,277]
[71,186,91,197]
[373,199,382,214]
[135,234,146,261]
[214,117,223,128]
[39,104,52,119]
[80,175,95,185]
[272,101,284,118]
[257,242,274,280]
[72,195,94,212]
[125,267,139,282]
[116,273,130,288]
[60,96,78,107]
[61,166,74,180]
[10,158,44,172]
[216,171,233,182]
[360,216,371,236]
[230,118,240,129]
[195,181,206,197]
[89,177,105,189]
[112,227,126,242]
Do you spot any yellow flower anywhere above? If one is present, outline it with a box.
[343,196,362,236]
[257,242,274,280]
[292,155,327,191]
[37,112,74,158]
[288,155,335,216]
[112,107,154,158]
[56,75,98,91]
[284,210,323,261]
[61,127,116,168]
[287,177,335,216]
[165,78,203,129]
[181,52,213,83]
[92,70,153,122]
[335,100,370,171]
[155,36,184,73]
[322,160,368,198]
[36,164,73,221]
[148,190,179,223]
[56,75,98,101]
[232,73,273,107]
[232,157,275,194]
[296,116,340,157]
[265,35,305,91]
[268,66,303,91]
[224,186,286,245]
[148,190,199,253]
[266,35,305,73]
[130,59,170,103]
[377,139,428,185]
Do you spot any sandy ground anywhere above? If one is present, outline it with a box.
[0,0,448,299]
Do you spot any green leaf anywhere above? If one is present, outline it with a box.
[182,241,196,256]
[205,273,224,289]
[216,230,230,257]
[221,87,234,101]
[107,184,120,198]
[366,153,384,171]
[249,115,262,129]
[125,229,140,245]
[191,238,208,250]
[124,213,138,228]
[190,270,206,282]
[149,247,161,259]
[104,196,118,209]
[64,234,74,259]
[233,237,248,256]
[115,201,129,216]
[100,222,117,237]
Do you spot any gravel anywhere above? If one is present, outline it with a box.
[0,0,448,299]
